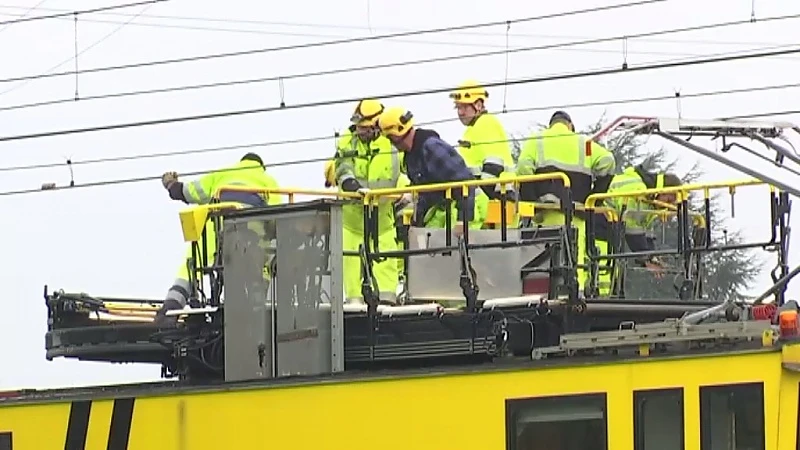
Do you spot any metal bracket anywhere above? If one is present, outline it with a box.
[532,319,772,359]
[592,115,800,198]
[458,236,479,311]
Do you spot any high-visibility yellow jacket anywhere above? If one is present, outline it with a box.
[183,159,281,207]
[606,166,666,250]
[457,112,515,180]
[517,122,616,205]
[334,130,402,234]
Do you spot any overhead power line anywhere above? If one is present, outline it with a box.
[1,45,799,144]
[2,12,799,114]
[1,5,796,49]
[0,83,800,197]
[2,80,799,175]
[2,100,797,198]
[0,1,158,98]
[0,0,662,85]
[0,0,167,26]
[0,0,47,33]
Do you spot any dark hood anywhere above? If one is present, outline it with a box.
[411,128,441,152]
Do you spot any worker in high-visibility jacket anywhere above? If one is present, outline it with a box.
[597,166,683,292]
[334,99,401,305]
[377,106,488,233]
[516,111,616,294]
[156,153,281,324]
[450,79,515,200]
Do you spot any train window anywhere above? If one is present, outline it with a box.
[634,388,684,450]
[700,382,765,450]
[0,432,10,450]
[505,393,607,450]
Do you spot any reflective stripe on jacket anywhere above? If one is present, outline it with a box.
[516,122,616,204]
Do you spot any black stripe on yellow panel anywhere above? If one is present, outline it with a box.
[64,400,91,450]
[0,431,11,450]
[106,398,135,450]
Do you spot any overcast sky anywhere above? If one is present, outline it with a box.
[1,0,799,390]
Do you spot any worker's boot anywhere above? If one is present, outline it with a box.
[154,299,183,326]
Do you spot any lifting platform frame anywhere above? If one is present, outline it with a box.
[582,116,797,305]
[38,115,800,384]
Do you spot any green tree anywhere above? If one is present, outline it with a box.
[511,115,762,301]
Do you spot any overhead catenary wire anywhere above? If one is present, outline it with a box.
[2,44,800,144]
[5,10,794,52]
[3,80,800,174]
[0,3,793,48]
[0,0,663,85]
[0,0,47,33]
[0,0,158,98]
[3,83,800,197]
[0,0,167,26]
[2,12,799,114]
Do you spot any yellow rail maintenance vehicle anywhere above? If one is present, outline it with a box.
[2,116,800,450]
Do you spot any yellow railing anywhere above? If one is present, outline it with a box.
[210,174,620,227]
[362,173,571,202]
[584,178,770,210]
[359,173,622,225]
[213,186,363,203]
[638,199,707,228]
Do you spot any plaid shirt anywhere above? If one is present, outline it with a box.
[404,128,475,225]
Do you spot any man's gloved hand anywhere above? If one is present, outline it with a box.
[341,178,362,192]
[161,171,179,189]
[395,193,413,209]
[356,187,371,196]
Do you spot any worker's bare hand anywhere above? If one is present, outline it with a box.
[161,171,178,189]
[644,261,666,280]
[452,221,465,239]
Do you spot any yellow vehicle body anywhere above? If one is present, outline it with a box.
[2,345,800,449]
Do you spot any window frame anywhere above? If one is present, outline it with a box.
[633,388,685,450]
[505,392,608,450]
[699,381,765,450]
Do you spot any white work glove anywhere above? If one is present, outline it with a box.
[161,171,178,189]
[396,193,413,209]
[356,187,371,196]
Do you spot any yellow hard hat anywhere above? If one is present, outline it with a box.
[378,107,414,138]
[350,99,385,127]
[449,79,488,104]
[324,160,336,187]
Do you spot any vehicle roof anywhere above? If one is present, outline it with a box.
[0,343,775,406]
